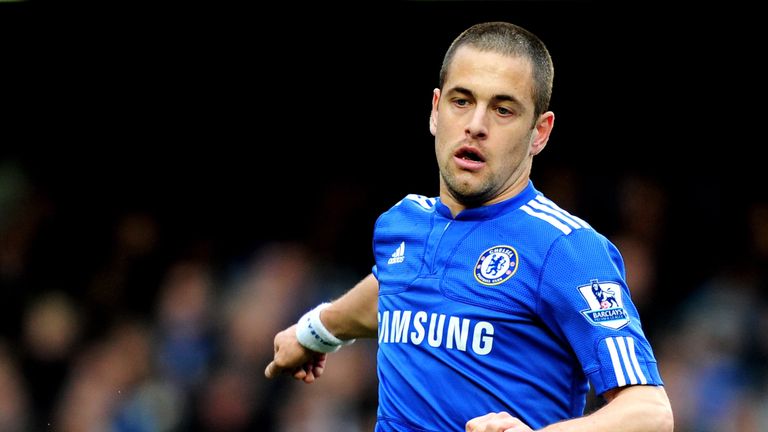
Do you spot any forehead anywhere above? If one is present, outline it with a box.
[444,46,535,105]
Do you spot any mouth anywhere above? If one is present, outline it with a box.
[453,146,486,170]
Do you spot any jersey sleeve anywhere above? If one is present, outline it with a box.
[537,230,664,395]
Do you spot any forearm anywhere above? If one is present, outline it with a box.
[540,386,673,432]
[265,274,378,381]
[320,273,379,340]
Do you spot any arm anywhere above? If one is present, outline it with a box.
[264,273,379,383]
[540,385,673,432]
[465,385,673,432]
[319,272,379,339]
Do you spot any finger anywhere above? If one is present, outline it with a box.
[312,354,327,378]
[466,413,495,431]
[464,414,492,432]
[503,424,531,432]
[311,363,325,379]
[292,366,308,381]
[265,334,281,378]
[265,361,280,379]
[302,371,316,383]
[301,362,317,383]
[467,412,518,432]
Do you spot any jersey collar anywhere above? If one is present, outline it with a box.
[435,180,539,221]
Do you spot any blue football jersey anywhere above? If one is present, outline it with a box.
[371,181,663,431]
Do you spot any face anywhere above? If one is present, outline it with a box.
[430,46,554,210]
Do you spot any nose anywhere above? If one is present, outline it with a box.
[465,106,488,140]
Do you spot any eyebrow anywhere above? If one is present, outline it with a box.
[448,86,526,109]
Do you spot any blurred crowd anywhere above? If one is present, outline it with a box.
[1,158,766,432]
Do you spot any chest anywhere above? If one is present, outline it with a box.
[375,216,547,316]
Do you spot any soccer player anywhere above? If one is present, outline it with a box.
[265,22,673,432]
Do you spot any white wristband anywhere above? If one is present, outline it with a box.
[295,303,355,353]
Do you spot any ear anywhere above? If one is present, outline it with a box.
[529,111,555,156]
[429,88,440,136]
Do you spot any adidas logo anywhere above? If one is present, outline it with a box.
[387,241,405,265]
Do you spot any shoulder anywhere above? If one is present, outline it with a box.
[396,194,438,211]
[374,193,438,229]
[517,193,592,237]
[514,193,619,260]
[509,193,596,252]
[381,194,438,217]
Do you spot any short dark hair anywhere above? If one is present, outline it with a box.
[439,22,554,120]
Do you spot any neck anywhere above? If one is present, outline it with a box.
[441,174,531,218]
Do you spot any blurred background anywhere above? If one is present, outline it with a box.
[0,0,766,431]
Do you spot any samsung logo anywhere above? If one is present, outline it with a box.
[378,310,494,355]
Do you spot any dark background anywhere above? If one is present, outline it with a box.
[4,0,763,281]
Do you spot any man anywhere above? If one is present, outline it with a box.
[265,22,673,432]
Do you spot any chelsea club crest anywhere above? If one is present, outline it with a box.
[474,245,519,286]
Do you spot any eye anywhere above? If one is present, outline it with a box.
[453,98,470,108]
[496,106,514,116]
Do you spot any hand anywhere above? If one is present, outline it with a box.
[264,324,328,383]
[466,412,534,432]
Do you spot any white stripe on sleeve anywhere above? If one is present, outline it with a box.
[616,337,638,385]
[627,337,648,384]
[605,337,626,387]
